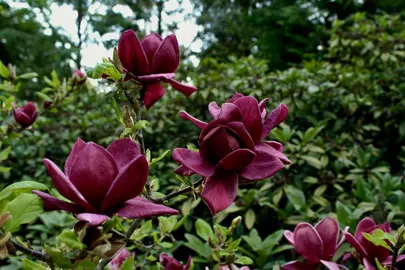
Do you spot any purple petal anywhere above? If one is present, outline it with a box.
[159,253,185,270]
[116,197,178,218]
[118,30,149,75]
[343,231,368,258]
[76,213,109,226]
[69,143,119,208]
[199,118,229,142]
[137,73,175,83]
[234,96,263,142]
[174,165,195,176]
[320,261,340,270]
[315,217,339,260]
[294,223,323,263]
[208,102,220,119]
[355,218,377,241]
[282,261,317,270]
[179,111,207,129]
[22,101,38,119]
[261,103,288,139]
[141,32,163,64]
[64,138,87,176]
[106,138,141,171]
[101,156,148,212]
[201,172,239,215]
[33,191,82,213]
[264,141,284,152]
[144,83,165,110]
[43,159,95,211]
[13,108,32,127]
[363,258,378,270]
[166,79,197,97]
[226,93,244,103]
[184,256,192,270]
[109,248,134,270]
[225,122,255,151]
[172,148,215,177]
[240,144,285,181]
[217,149,256,171]
[284,230,294,245]
[199,126,236,163]
[151,34,179,73]
[258,98,270,119]
[256,142,290,164]
[217,103,242,122]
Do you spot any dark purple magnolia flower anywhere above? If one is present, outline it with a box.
[34,138,178,226]
[118,30,197,110]
[72,69,87,85]
[344,217,405,270]
[43,101,53,109]
[172,94,290,214]
[283,217,347,270]
[219,265,250,270]
[108,248,135,270]
[12,101,37,128]
[159,253,191,270]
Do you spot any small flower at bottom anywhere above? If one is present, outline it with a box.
[282,217,347,270]
[33,138,178,226]
[219,265,250,270]
[108,248,135,270]
[159,253,191,270]
[71,69,87,85]
[12,101,37,128]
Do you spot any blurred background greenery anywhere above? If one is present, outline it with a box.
[1,0,405,269]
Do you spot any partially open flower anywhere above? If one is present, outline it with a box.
[282,217,346,270]
[118,30,197,109]
[34,138,178,226]
[344,217,405,269]
[219,265,249,270]
[72,69,87,85]
[12,101,37,128]
[160,253,191,270]
[173,94,289,214]
[108,248,135,270]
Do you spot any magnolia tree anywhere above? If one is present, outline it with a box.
[0,29,405,270]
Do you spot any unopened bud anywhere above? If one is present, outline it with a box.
[71,69,87,86]
[208,237,217,249]
[228,216,242,233]
[43,101,53,109]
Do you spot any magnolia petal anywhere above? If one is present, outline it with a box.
[240,146,285,181]
[106,138,141,171]
[151,34,179,73]
[174,165,195,176]
[256,142,290,164]
[284,230,295,245]
[343,232,368,258]
[209,102,221,119]
[226,93,244,103]
[234,96,263,142]
[320,261,340,270]
[201,172,239,215]
[217,149,256,171]
[315,217,339,260]
[225,122,255,151]
[199,126,234,163]
[144,83,165,110]
[355,218,377,240]
[363,258,378,270]
[64,138,87,176]
[172,148,215,177]
[167,79,197,97]
[43,158,95,211]
[217,103,243,122]
[159,253,185,270]
[13,109,31,127]
[199,118,229,142]
[184,256,192,270]
[101,156,148,212]
[116,197,178,218]
[33,191,82,213]
[69,143,119,208]
[137,73,175,83]
[258,97,270,119]
[23,101,38,119]
[264,141,283,152]
[262,103,288,139]
[76,213,109,226]
[141,32,163,64]
[118,30,149,75]
[294,223,323,263]
[282,261,317,270]
[179,111,207,129]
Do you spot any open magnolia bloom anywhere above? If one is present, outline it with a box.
[34,138,178,226]
[118,30,197,109]
[283,217,348,270]
[344,217,405,270]
[173,94,290,214]
[160,253,191,270]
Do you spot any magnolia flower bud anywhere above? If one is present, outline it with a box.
[12,101,37,128]
[71,69,87,86]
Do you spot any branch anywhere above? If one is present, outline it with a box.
[10,239,54,269]
[152,178,204,204]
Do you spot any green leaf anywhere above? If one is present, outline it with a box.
[0,146,11,162]
[0,61,9,78]
[301,155,323,169]
[36,92,52,101]
[17,72,38,79]
[244,209,256,230]
[86,62,123,81]
[336,201,352,226]
[111,98,124,125]
[0,167,11,173]
[150,150,171,166]
[119,255,135,270]
[235,256,254,265]
[22,258,47,270]
[195,219,214,241]
[51,70,60,88]
[158,216,177,234]
[284,185,306,211]
[186,145,199,152]
[4,193,44,233]
[59,230,87,250]
[45,245,73,268]
[184,233,210,257]
[242,229,262,251]
[262,230,284,250]
[0,181,48,204]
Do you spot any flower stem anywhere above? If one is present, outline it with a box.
[10,239,54,269]
[152,178,204,204]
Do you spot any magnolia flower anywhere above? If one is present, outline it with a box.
[34,138,178,226]
[71,69,87,85]
[160,253,191,270]
[118,30,197,109]
[283,217,347,270]
[12,101,37,128]
[219,265,250,270]
[173,94,289,214]
[108,248,135,270]
[344,217,405,270]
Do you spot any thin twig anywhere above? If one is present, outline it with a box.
[152,178,204,204]
[10,239,54,269]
